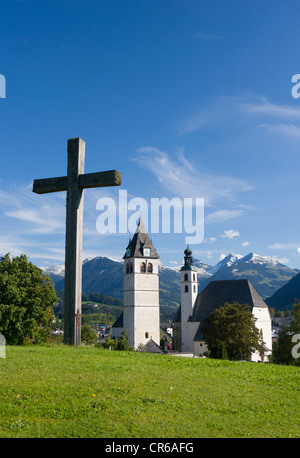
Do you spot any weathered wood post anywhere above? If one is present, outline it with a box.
[32,137,122,345]
[64,138,85,345]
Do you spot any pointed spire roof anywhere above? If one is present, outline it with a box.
[135,215,148,234]
[126,236,131,249]
[123,216,159,259]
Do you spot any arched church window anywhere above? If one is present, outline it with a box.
[130,262,133,273]
[193,274,196,281]
[145,332,149,338]
[140,262,146,273]
[126,263,130,274]
[147,263,153,273]
[185,285,188,293]
[194,285,196,293]
[184,273,188,281]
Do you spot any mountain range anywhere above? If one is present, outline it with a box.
[43,252,299,313]
[265,272,300,310]
[195,253,298,299]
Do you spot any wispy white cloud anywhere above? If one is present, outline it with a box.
[269,243,300,262]
[271,255,290,265]
[258,123,300,139]
[0,184,66,263]
[179,96,243,134]
[240,98,300,144]
[0,233,65,262]
[5,208,64,234]
[0,179,132,265]
[180,94,300,141]
[206,209,244,223]
[0,185,65,234]
[242,241,250,247]
[134,147,251,205]
[242,100,300,119]
[269,242,300,250]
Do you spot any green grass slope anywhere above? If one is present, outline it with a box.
[0,345,299,438]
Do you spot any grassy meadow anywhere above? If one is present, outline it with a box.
[0,345,299,438]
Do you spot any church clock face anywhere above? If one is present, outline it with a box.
[143,248,151,257]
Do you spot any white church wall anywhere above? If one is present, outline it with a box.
[181,321,191,353]
[182,320,198,354]
[124,273,134,291]
[133,290,159,306]
[135,275,159,291]
[251,306,272,362]
[134,306,160,348]
[122,233,160,350]
[180,268,198,353]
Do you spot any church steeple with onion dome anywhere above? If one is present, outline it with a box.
[180,245,198,352]
[181,245,197,271]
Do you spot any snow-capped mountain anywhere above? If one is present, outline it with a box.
[41,264,65,284]
[207,253,244,275]
[192,259,215,276]
[242,252,280,266]
[43,252,298,304]
[197,252,298,299]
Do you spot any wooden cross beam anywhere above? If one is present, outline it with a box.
[33,137,122,345]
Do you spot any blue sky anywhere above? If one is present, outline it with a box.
[1,0,300,269]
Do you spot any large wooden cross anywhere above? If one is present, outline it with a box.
[33,137,121,345]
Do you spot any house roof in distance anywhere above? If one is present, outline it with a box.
[123,216,159,259]
[143,338,165,354]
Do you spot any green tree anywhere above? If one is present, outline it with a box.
[102,331,133,351]
[200,301,263,360]
[271,324,294,365]
[291,301,300,333]
[0,254,57,345]
[115,330,133,351]
[81,323,98,345]
[103,337,117,350]
[210,339,228,360]
[272,301,300,366]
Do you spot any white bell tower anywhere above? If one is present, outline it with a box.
[122,217,160,350]
[180,246,198,352]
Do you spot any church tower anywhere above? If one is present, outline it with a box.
[122,217,160,350]
[180,246,198,352]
